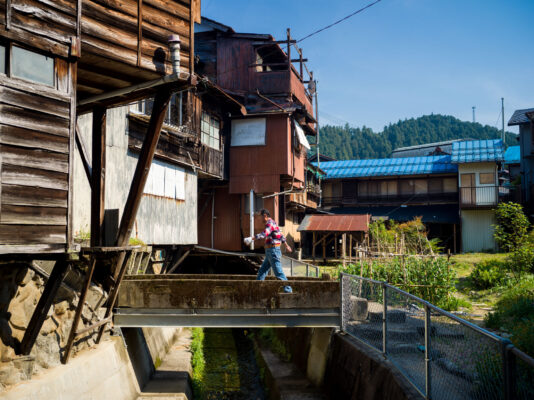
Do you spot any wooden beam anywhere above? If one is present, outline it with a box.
[116,87,172,247]
[137,0,143,67]
[20,260,70,355]
[6,0,12,30]
[166,248,192,274]
[91,107,106,247]
[312,232,316,262]
[75,125,92,184]
[189,3,194,76]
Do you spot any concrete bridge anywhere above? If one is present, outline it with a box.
[114,274,340,328]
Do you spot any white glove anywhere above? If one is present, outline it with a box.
[243,237,253,246]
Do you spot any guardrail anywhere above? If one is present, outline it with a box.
[282,256,320,278]
[340,273,534,400]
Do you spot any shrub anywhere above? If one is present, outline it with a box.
[494,202,530,252]
[469,260,508,289]
[340,256,454,306]
[485,279,534,356]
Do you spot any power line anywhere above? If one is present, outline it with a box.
[297,0,383,43]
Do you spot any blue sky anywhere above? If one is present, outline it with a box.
[201,0,533,133]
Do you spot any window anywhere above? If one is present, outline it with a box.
[11,46,54,86]
[133,93,183,127]
[428,179,442,194]
[201,111,221,150]
[400,180,414,195]
[0,44,5,75]
[479,172,495,185]
[244,193,264,214]
[443,178,458,192]
[414,179,428,194]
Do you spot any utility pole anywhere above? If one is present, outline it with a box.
[314,78,321,207]
[472,106,476,123]
[501,97,505,144]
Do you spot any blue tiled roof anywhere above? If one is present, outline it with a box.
[315,155,457,180]
[451,139,504,164]
[504,145,520,165]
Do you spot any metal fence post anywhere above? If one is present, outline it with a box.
[502,340,515,400]
[290,259,293,277]
[339,273,345,330]
[382,283,388,355]
[424,304,432,400]
[306,264,309,277]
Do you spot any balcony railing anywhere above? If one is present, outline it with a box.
[322,192,459,207]
[460,186,502,207]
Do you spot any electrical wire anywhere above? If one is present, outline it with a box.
[297,0,382,44]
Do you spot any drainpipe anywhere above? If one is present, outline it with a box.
[250,189,255,250]
[211,191,215,249]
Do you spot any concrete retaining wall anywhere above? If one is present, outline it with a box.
[1,327,184,400]
[0,337,139,400]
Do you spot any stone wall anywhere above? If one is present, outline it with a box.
[0,262,108,391]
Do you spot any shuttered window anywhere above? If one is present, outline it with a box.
[0,44,5,75]
[11,46,54,86]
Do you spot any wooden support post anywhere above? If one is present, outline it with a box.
[62,258,97,364]
[96,251,131,344]
[20,260,70,355]
[322,234,326,263]
[453,224,457,254]
[91,107,106,247]
[286,28,291,70]
[137,0,143,67]
[75,125,92,184]
[349,234,353,263]
[342,233,347,267]
[334,234,338,260]
[116,88,172,247]
[312,232,316,262]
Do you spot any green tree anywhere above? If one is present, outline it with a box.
[494,202,530,252]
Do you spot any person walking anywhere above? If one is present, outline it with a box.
[250,209,292,293]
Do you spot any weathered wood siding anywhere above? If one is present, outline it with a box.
[0,73,73,254]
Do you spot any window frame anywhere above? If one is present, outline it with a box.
[201,110,221,151]
[479,172,495,185]
[0,42,6,76]
[8,43,55,87]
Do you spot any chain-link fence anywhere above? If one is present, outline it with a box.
[340,273,534,400]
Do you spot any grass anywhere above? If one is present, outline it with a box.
[190,328,205,398]
[450,253,509,278]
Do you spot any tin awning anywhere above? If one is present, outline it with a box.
[298,214,370,232]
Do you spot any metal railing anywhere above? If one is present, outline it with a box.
[340,273,534,400]
[282,256,320,278]
[460,186,500,207]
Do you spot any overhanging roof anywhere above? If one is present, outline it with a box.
[508,108,534,126]
[328,205,460,224]
[451,139,504,163]
[504,146,520,165]
[298,214,370,232]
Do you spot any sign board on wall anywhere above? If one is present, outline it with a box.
[231,118,266,146]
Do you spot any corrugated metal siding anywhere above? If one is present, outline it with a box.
[451,139,504,163]
[229,114,299,194]
[461,210,497,252]
[198,187,242,251]
[317,155,456,179]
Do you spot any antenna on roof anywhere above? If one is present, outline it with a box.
[472,106,476,123]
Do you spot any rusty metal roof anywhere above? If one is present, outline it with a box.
[297,214,370,232]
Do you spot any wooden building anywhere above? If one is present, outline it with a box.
[195,17,318,251]
[0,0,200,254]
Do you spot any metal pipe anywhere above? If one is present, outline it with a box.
[168,34,181,74]
[424,304,432,399]
[502,339,515,400]
[211,191,215,249]
[339,273,345,330]
[249,189,254,250]
[382,283,388,355]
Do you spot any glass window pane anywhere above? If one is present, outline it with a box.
[479,172,495,185]
[0,45,5,75]
[11,46,54,86]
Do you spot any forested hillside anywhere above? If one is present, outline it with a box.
[314,114,517,160]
